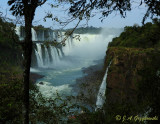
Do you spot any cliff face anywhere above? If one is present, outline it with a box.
[104,47,160,104]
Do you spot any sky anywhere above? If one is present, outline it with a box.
[0,0,152,29]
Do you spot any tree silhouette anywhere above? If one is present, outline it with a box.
[8,0,47,124]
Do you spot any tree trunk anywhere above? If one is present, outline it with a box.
[21,1,46,123]
[23,8,33,124]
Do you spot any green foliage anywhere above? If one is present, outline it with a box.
[109,19,160,48]
[0,18,19,48]
[0,67,23,123]
[0,18,22,123]
[0,18,22,66]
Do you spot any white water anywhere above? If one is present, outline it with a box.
[35,67,86,98]
[96,61,112,110]
[50,46,60,66]
[15,26,38,41]
[67,34,114,60]
[44,46,50,66]
[36,81,72,98]
[31,28,38,41]
[15,27,121,69]
[35,43,44,67]
[33,33,115,69]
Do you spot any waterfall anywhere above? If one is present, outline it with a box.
[15,27,24,40]
[35,44,44,67]
[58,49,63,58]
[15,26,65,68]
[95,61,112,110]
[15,27,38,41]
[34,43,63,68]
[44,46,50,67]
[31,28,38,41]
[15,27,21,37]
[50,46,57,65]
[15,26,120,69]
[35,49,43,67]
[33,32,114,68]
[53,47,60,66]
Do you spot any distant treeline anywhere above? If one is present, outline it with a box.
[33,25,123,35]
[66,27,123,34]
[65,26,102,34]
[33,25,102,34]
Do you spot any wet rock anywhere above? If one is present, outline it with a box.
[39,82,44,85]
[30,72,44,84]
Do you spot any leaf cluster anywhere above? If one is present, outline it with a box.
[69,0,131,21]
[143,0,160,24]
[8,0,24,16]
[8,0,47,17]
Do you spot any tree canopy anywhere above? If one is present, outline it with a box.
[8,0,47,16]
[108,18,160,48]
[69,0,160,24]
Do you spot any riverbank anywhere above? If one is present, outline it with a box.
[30,72,44,84]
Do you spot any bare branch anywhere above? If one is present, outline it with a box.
[61,19,81,44]
[38,0,47,6]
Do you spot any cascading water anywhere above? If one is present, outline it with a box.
[50,46,59,66]
[34,49,43,67]
[35,43,44,67]
[15,27,21,38]
[15,26,122,69]
[31,28,38,41]
[15,27,65,68]
[15,27,24,40]
[95,61,112,110]
[44,46,50,66]
[34,43,64,68]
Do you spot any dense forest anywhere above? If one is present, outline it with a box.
[109,19,160,48]
[0,17,23,123]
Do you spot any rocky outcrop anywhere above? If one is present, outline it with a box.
[104,47,159,104]
[30,73,44,83]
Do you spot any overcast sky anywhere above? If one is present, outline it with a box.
[0,1,151,29]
